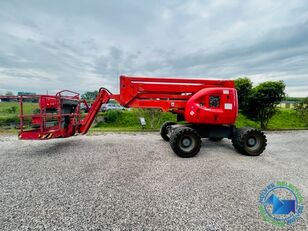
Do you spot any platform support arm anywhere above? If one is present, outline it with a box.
[78,88,111,134]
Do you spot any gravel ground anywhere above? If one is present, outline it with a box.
[0,131,307,230]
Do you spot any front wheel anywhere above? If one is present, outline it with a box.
[160,121,176,141]
[170,127,201,158]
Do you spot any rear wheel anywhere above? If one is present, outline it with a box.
[160,121,176,141]
[232,127,267,156]
[170,127,201,158]
[232,127,248,153]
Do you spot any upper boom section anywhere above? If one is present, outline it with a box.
[111,75,235,112]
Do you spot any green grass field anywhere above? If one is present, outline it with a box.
[0,102,39,127]
[0,102,307,131]
[235,108,307,129]
[0,102,38,115]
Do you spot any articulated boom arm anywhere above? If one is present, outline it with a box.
[111,75,234,114]
[78,75,235,134]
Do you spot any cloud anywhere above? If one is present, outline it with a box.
[0,0,307,96]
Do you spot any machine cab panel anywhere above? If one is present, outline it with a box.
[184,87,238,125]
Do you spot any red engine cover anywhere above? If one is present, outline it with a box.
[184,87,238,125]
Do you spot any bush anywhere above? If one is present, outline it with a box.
[6,106,17,114]
[104,110,122,123]
[244,81,286,129]
[135,109,162,129]
[294,97,308,125]
[94,109,176,129]
[0,116,19,126]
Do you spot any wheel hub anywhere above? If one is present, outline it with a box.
[247,137,257,147]
[181,137,192,147]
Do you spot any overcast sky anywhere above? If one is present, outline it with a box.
[0,0,307,96]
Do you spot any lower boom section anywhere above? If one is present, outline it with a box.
[160,122,267,158]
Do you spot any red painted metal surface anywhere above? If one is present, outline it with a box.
[184,87,238,124]
[78,88,111,134]
[18,91,81,140]
[17,75,238,140]
[111,75,236,117]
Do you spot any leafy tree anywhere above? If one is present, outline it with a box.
[294,97,308,124]
[235,77,253,110]
[244,81,286,129]
[81,91,98,101]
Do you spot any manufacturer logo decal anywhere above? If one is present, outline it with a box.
[259,181,304,227]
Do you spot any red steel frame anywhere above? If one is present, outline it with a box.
[18,91,82,139]
[17,75,237,140]
[112,75,234,114]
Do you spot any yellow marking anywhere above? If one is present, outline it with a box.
[39,133,54,139]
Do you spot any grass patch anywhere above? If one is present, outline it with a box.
[0,102,38,124]
[0,102,38,115]
[235,108,307,129]
[267,109,307,129]
[235,113,259,128]
[0,102,38,127]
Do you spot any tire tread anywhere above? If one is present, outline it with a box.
[170,127,201,158]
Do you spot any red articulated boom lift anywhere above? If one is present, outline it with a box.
[18,75,267,158]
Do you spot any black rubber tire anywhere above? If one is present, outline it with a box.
[160,121,176,141]
[232,127,267,156]
[170,127,201,158]
[209,137,223,142]
[232,127,250,153]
